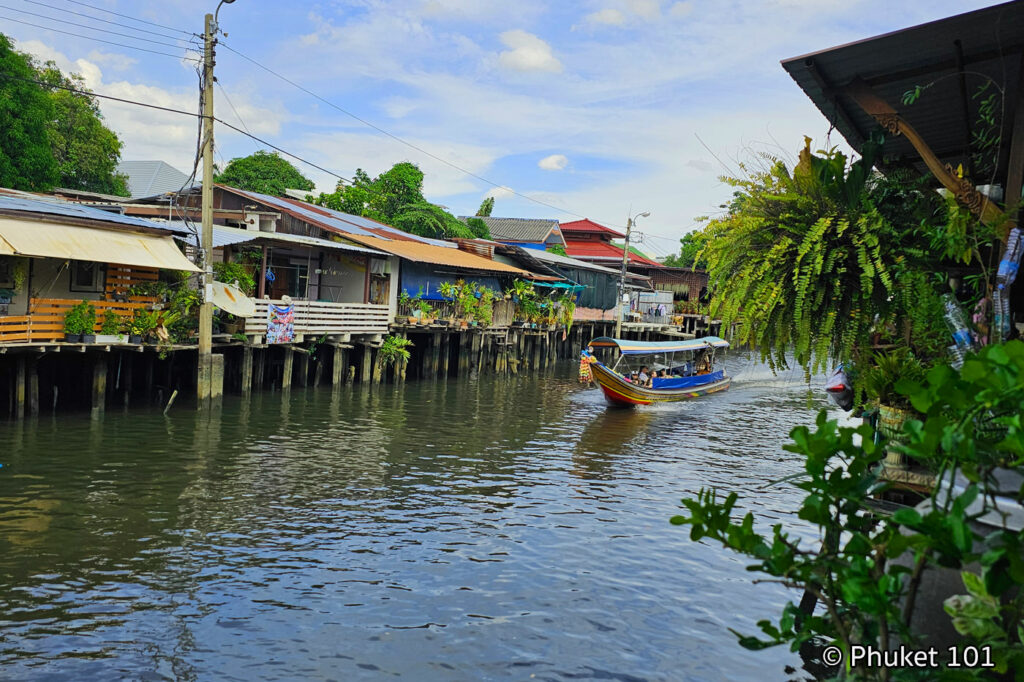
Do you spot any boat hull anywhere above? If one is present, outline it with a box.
[589,359,730,407]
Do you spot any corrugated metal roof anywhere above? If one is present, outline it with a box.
[0,188,191,234]
[189,224,388,256]
[565,239,662,266]
[117,160,192,199]
[220,186,456,248]
[780,2,1024,180]
[559,218,625,238]
[346,233,547,277]
[502,244,651,281]
[460,216,563,244]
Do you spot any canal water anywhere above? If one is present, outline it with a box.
[0,353,834,681]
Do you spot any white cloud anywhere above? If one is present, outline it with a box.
[484,186,515,200]
[538,154,569,171]
[497,30,563,73]
[668,1,694,18]
[585,8,627,25]
[626,0,661,20]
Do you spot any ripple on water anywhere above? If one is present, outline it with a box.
[0,353,834,681]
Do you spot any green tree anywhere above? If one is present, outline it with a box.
[314,161,475,239]
[215,150,315,197]
[37,64,129,196]
[663,230,709,269]
[0,35,59,190]
[476,196,494,217]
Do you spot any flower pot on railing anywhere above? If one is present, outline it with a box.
[64,333,81,343]
[81,334,97,344]
[129,334,143,345]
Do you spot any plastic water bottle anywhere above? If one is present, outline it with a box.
[997,228,1022,286]
[942,294,975,351]
[948,344,965,370]
[993,287,1005,343]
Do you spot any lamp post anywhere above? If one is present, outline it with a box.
[615,210,649,339]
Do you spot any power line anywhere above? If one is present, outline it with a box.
[1,14,200,60]
[215,79,252,136]
[18,0,196,42]
[218,40,592,222]
[58,0,191,35]
[0,4,197,50]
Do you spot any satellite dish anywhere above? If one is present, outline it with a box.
[211,280,256,317]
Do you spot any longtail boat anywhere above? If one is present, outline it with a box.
[581,336,731,407]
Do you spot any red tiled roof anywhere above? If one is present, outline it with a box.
[559,218,625,238]
[564,238,662,267]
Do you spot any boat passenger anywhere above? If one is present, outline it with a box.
[638,366,651,387]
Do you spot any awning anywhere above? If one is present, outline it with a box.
[0,217,200,272]
[588,336,730,354]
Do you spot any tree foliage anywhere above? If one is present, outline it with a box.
[663,230,709,269]
[37,64,129,196]
[476,196,494,217]
[314,161,475,239]
[215,150,315,197]
[702,136,959,375]
[0,35,129,194]
[0,35,59,191]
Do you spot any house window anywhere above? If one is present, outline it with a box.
[69,261,105,293]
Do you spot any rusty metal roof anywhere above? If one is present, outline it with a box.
[781,1,1024,183]
[349,233,557,278]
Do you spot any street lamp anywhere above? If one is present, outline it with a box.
[615,210,650,339]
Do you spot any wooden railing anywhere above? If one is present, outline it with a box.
[243,299,390,337]
[0,298,149,343]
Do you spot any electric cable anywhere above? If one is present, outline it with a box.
[56,0,192,35]
[0,14,199,60]
[19,0,194,41]
[1,3,194,48]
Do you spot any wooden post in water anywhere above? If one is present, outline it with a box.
[296,350,309,387]
[457,332,468,377]
[331,346,345,386]
[91,354,107,417]
[360,345,373,384]
[28,358,39,418]
[241,346,253,396]
[440,332,450,378]
[282,346,294,389]
[14,356,26,420]
[122,354,133,409]
[254,348,265,391]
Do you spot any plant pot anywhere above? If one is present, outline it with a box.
[407,316,418,325]
[81,334,97,344]
[435,319,449,327]
[395,315,406,323]
[129,334,143,344]
[64,333,81,343]
[222,322,242,335]
[460,320,469,329]
[95,334,124,344]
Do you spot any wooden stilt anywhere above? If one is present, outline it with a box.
[28,358,39,418]
[15,356,26,420]
[241,346,253,396]
[91,354,107,417]
[254,348,265,391]
[282,346,294,389]
[331,345,344,386]
[296,350,309,387]
[122,353,133,409]
[440,333,450,378]
[360,345,373,383]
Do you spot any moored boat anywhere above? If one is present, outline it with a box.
[582,336,731,407]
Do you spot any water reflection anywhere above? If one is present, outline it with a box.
[0,354,829,681]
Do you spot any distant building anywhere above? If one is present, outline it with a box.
[559,218,662,271]
[116,160,192,200]
[459,216,565,250]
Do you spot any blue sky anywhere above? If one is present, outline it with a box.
[2,0,1004,256]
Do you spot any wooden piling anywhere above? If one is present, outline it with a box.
[331,345,345,386]
[296,350,309,387]
[360,345,373,383]
[282,346,294,389]
[28,358,39,418]
[91,354,107,417]
[440,332,450,378]
[241,346,253,396]
[254,348,265,391]
[14,356,26,420]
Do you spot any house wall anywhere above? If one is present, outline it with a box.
[0,257,109,317]
[318,252,366,303]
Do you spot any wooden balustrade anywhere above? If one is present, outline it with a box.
[0,298,148,343]
[243,299,390,337]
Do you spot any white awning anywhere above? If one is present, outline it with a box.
[0,217,200,272]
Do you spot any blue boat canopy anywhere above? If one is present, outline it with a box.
[587,336,729,355]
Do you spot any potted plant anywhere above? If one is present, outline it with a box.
[864,348,926,469]
[417,298,434,325]
[96,309,126,343]
[62,303,83,343]
[130,308,159,344]
[398,290,414,323]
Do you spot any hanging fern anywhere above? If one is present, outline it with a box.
[701,137,948,377]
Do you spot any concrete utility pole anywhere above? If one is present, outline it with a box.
[615,211,649,339]
[196,8,227,408]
